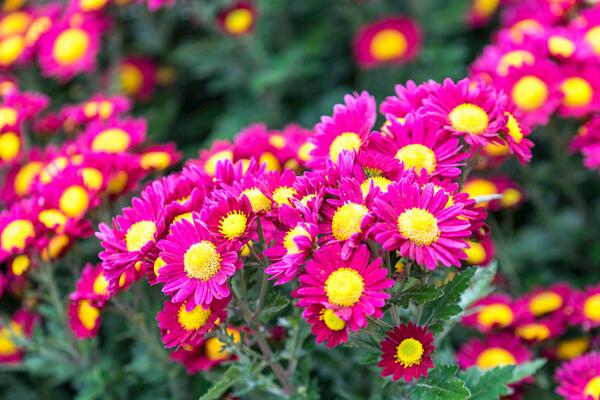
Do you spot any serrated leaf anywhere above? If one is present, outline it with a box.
[413,365,470,400]
[509,359,546,384]
[260,291,290,323]
[393,285,444,308]
[199,365,242,400]
[460,366,514,400]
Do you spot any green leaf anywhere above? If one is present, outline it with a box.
[460,366,514,400]
[509,359,546,384]
[393,284,444,308]
[413,365,470,400]
[260,291,291,323]
[459,262,497,310]
[199,365,242,400]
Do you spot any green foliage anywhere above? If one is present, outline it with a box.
[412,365,470,400]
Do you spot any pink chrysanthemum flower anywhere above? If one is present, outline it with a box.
[118,56,157,101]
[514,283,572,321]
[546,27,595,62]
[77,117,147,154]
[333,150,402,198]
[157,216,239,307]
[258,168,299,212]
[68,298,102,339]
[303,304,349,348]
[353,16,421,68]
[462,293,515,332]
[378,322,435,382]
[499,103,533,164]
[201,194,255,245]
[0,308,37,364]
[139,143,181,172]
[371,175,471,269]
[555,352,600,400]
[39,166,100,220]
[502,4,557,44]
[157,297,229,348]
[380,80,440,121]
[463,233,495,267]
[457,334,532,371]
[293,243,394,331]
[514,316,565,343]
[217,1,256,36]
[69,263,110,306]
[308,91,376,169]
[550,336,592,361]
[0,129,22,165]
[0,201,41,263]
[557,64,600,118]
[570,284,600,329]
[197,140,235,176]
[64,93,131,127]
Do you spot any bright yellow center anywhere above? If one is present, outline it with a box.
[477,304,513,327]
[0,35,24,66]
[298,141,315,161]
[0,323,22,356]
[561,77,593,107]
[120,63,143,95]
[269,135,285,149]
[52,28,89,65]
[141,152,171,170]
[321,309,346,331]
[449,103,489,135]
[77,300,99,330]
[465,240,486,265]
[80,0,108,10]
[92,272,108,295]
[476,347,516,370]
[585,376,600,400]
[395,144,437,174]
[529,291,562,316]
[584,294,600,322]
[510,19,543,43]
[183,241,222,281]
[205,328,241,361]
[283,225,312,255]
[40,157,68,184]
[395,338,424,367]
[397,208,439,246]
[224,8,253,34]
[473,0,500,16]
[463,179,497,206]
[219,211,247,240]
[14,162,42,196]
[153,257,166,277]
[1,219,34,251]
[125,220,156,252]
[272,186,297,206]
[205,150,233,175]
[0,106,17,128]
[83,101,113,119]
[177,303,211,331]
[241,187,271,212]
[511,75,548,111]
[484,141,510,157]
[25,17,51,45]
[585,26,600,55]
[38,209,66,232]
[360,176,392,197]
[501,188,521,208]
[42,234,69,261]
[329,132,361,163]
[497,50,535,76]
[81,168,103,191]
[259,152,281,172]
[370,29,408,61]
[516,323,550,341]
[556,337,590,360]
[505,112,523,143]
[10,254,29,276]
[548,35,575,57]
[107,171,128,194]
[59,185,89,218]
[331,202,368,241]
[324,268,365,307]
[91,128,131,153]
[0,131,19,160]
[0,12,30,36]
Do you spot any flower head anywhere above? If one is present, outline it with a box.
[555,352,600,400]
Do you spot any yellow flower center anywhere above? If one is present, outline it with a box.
[91,128,131,153]
[125,220,156,252]
[360,176,392,197]
[298,141,315,161]
[320,309,346,331]
[516,323,550,341]
[107,171,128,194]
[505,112,523,143]
[509,19,543,43]
[464,240,486,265]
[484,141,510,157]
[529,291,562,316]
[397,208,439,246]
[52,28,90,65]
[259,152,281,172]
[0,322,22,356]
[585,376,600,400]
[476,347,516,370]
[241,187,271,213]
[395,144,437,174]
[497,50,535,76]
[81,0,108,11]
[10,254,29,276]
[283,225,312,255]
[59,185,90,218]
[38,209,66,232]
[205,328,241,361]
[472,0,500,16]
[183,241,222,281]
[153,256,166,277]
[463,179,498,207]
[78,300,100,330]
[41,234,69,261]
[556,337,590,360]
[561,77,593,108]
[14,162,43,197]
[120,63,143,95]
[329,132,361,163]
[0,12,30,36]
[272,186,297,207]
[93,272,109,295]
[331,202,368,241]
[501,188,521,208]
[370,29,408,61]
[219,211,247,240]
[395,337,424,367]
[584,294,600,322]
[0,132,19,161]
[224,8,253,35]
[548,35,575,58]
[0,35,25,66]
[477,304,513,327]
[141,151,171,170]
[1,219,34,252]
[449,103,489,135]
[205,150,233,175]
[177,303,212,331]
[585,26,600,55]
[324,268,365,307]
[83,101,113,119]
[0,106,17,128]
[511,75,548,111]
[25,16,51,45]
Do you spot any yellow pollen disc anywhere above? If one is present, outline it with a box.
[556,337,590,360]
[153,256,166,277]
[473,0,500,17]
[269,135,285,149]
[331,202,368,241]
[395,144,437,174]
[78,300,99,330]
[170,213,194,233]
[585,26,600,55]
[107,171,128,194]
[183,241,222,281]
[324,268,365,307]
[91,128,131,153]
[25,17,51,45]
[93,272,109,295]
[259,152,281,172]
[465,240,486,265]
[584,294,600,322]
[0,35,24,66]
[38,209,66,232]
[321,309,346,331]
[360,176,392,197]
[204,150,233,175]
[484,141,510,157]
[501,188,521,208]
[120,63,143,95]
[59,185,89,218]
[548,35,575,57]
[529,291,562,316]
[42,234,69,260]
[141,151,171,170]
[81,168,103,191]
[118,272,127,287]
[52,28,90,65]
[585,376,600,400]
[509,19,543,43]
[0,131,20,161]
[497,50,535,76]
[449,103,489,135]
[0,322,22,356]
[240,242,252,257]
[80,0,108,11]
[463,179,498,207]
[329,132,361,163]
[477,304,513,327]
[177,303,211,331]
[224,8,253,34]
[1,219,34,252]
[476,347,516,370]
[219,211,247,240]
[516,323,550,341]
[272,186,297,207]
[241,187,271,213]
[561,77,593,108]
[505,112,523,143]
[511,75,548,111]
[397,208,440,246]
[125,220,156,252]
[298,141,315,161]
[370,29,408,61]
[10,254,29,276]
[83,101,114,119]
[0,106,17,128]
[395,337,424,367]
[205,328,241,360]
[14,162,42,197]
[0,12,29,36]
[283,225,312,255]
